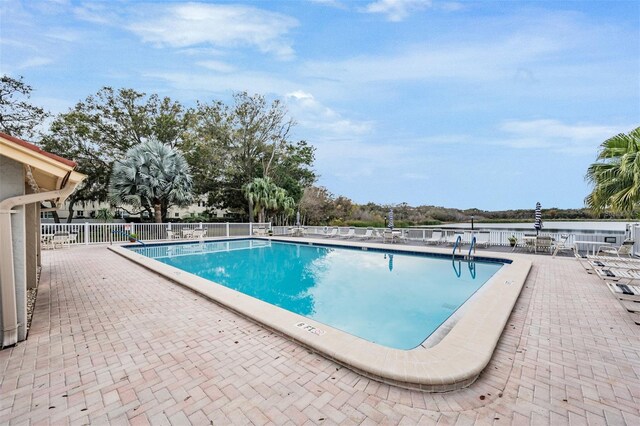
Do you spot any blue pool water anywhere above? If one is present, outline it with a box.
[129,239,503,350]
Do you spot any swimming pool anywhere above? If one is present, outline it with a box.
[111,237,531,391]
[128,239,503,349]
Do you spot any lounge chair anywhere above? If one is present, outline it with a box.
[356,228,374,239]
[588,258,640,271]
[324,228,338,238]
[342,228,356,239]
[425,230,443,245]
[607,281,640,297]
[444,232,464,245]
[598,239,635,257]
[594,267,640,284]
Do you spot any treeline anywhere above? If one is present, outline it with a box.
[298,186,632,227]
[1,76,315,223]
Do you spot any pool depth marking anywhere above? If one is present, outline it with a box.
[295,322,326,336]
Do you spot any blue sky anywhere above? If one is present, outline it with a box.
[1,0,638,210]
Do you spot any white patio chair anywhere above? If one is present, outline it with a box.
[53,232,70,249]
[382,229,394,243]
[552,234,573,257]
[192,229,206,239]
[535,235,554,254]
[598,239,635,257]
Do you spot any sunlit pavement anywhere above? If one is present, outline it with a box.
[0,245,638,424]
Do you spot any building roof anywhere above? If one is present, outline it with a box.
[0,131,76,167]
[0,132,85,192]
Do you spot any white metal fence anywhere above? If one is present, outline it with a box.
[40,222,271,245]
[40,222,628,250]
[272,226,625,248]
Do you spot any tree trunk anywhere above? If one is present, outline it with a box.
[51,210,60,224]
[154,202,162,223]
[66,199,76,223]
[248,198,254,222]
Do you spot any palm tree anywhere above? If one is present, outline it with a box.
[243,177,294,223]
[94,208,113,222]
[585,127,640,214]
[109,140,192,223]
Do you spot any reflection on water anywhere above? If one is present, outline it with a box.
[452,259,477,279]
[130,240,502,349]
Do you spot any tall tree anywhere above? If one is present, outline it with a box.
[243,177,294,223]
[299,186,335,225]
[186,92,315,221]
[109,140,192,223]
[0,75,48,140]
[585,127,640,214]
[40,87,189,222]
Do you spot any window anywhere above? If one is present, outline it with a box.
[40,212,53,219]
[175,213,180,217]
[76,210,84,217]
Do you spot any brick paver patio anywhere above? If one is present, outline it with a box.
[1,245,639,425]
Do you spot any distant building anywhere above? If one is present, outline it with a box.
[41,197,229,222]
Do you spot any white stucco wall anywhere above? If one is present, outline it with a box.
[0,155,27,342]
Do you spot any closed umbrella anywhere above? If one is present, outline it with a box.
[534,202,542,235]
[388,209,394,230]
[296,210,301,227]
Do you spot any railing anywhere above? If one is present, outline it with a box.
[40,222,271,245]
[270,226,625,249]
[44,222,625,249]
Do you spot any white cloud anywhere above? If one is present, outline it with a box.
[128,3,298,59]
[73,3,118,25]
[285,91,374,136]
[17,56,53,69]
[196,60,236,73]
[143,70,299,99]
[494,119,629,154]
[310,0,348,9]
[363,0,432,22]
[303,34,563,84]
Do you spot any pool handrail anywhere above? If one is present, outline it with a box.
[452,235,462,256]
[468,235,476,259]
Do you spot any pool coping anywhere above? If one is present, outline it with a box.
[108,236,532,392]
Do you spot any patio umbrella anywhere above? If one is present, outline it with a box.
[534,202,542,235]
[296,210,300,227]
[388,209,394,230]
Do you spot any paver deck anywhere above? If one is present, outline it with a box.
[1,244,639,425]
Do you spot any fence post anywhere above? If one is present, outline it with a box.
[84,222,89,245]
[226,222,230,237]
[249,222,253,236]
[130,222,135,237]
